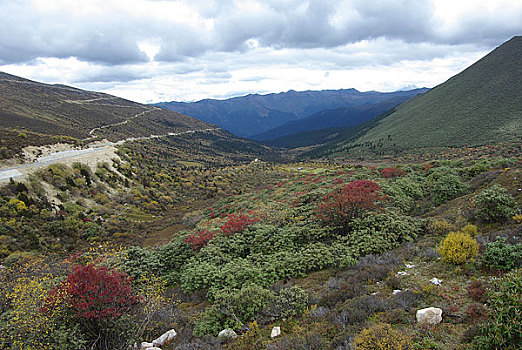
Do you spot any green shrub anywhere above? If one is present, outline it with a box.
[439,231,479,264]
[120,246,162,278]
[345,211,420,256]
[194,284,274,336]
[474,185,518,222]
[180,260,221,293]
[425,168,469,206]
[482,237,522,271]
[270,285,309,319]
[155,237,193,274]
[353,323,412,350]
[460,160,491,179]
[475,269,522,349]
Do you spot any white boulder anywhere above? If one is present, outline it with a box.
[218,328,238,339]
[271,326,281,338]
[141,342,154,350]
[416,307,442,326]
[153,329,177,346]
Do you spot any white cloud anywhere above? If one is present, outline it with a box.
[0,0,520,102]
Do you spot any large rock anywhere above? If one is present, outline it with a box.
[141,342,154,350]
[416,307,442,326]
[218,328,238,339]
[271,326,281,338]
[153,329,177,346]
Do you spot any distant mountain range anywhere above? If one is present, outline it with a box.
[154,88,427,138]
[251,90,427,142]
[308,36,522,158]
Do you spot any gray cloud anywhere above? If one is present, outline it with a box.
[2,0,521,67]
[0,2,149,65]
[1,0,521,102]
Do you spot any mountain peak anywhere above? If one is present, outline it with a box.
[312,36,522,157]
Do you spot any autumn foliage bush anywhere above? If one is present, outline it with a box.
[467,280,487,302]
[380,167,407,178]
[46,264,137,321]
[220,212,260,235]
[316,180,386,229]
[185,229,215,251]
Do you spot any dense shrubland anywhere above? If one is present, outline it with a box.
[0,138,521,348]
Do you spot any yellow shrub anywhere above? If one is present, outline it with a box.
[460,224,478,238]
[513,214,522,224]
[8,198,27,212]
[439,231,479,264]
[353,323,412,350]
[426,219,454,235]
[0,275,58,349]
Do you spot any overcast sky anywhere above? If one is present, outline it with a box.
[1,0,521,103]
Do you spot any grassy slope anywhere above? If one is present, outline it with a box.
[0,72,210,142]
[324,36,522,156]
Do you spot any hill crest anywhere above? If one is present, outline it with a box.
[312,36,522,158]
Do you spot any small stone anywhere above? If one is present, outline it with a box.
[430,278,443,285]
[271,326,281,338]
[416,307,443,326]
[218,328,238,339]
[406,263,415,269]
[396,271,409,276]
[392,289,402,295]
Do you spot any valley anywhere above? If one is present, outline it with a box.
[0,36,521,350]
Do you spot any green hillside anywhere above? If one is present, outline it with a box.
[0,72,210,143]
[320,36,522,158]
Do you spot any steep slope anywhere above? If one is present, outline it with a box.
[252,89,427,142]
[0,71,210,142]
[316,36,522,157]
[155,88,428,137]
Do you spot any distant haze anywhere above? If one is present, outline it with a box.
[1,0,521,103]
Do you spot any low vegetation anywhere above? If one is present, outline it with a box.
[0,134,521,349]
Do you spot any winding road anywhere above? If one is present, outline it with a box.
[0,79,219,182]
[0,128,220,183]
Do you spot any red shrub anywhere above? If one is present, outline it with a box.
[467,280,487,302]
[221,213,260,236]
[380,167,407,178]
[45,264,137,321]
[185,229,215,251]
[333,178,344,185]
[316,180,386,229]
[465,303,488,322]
